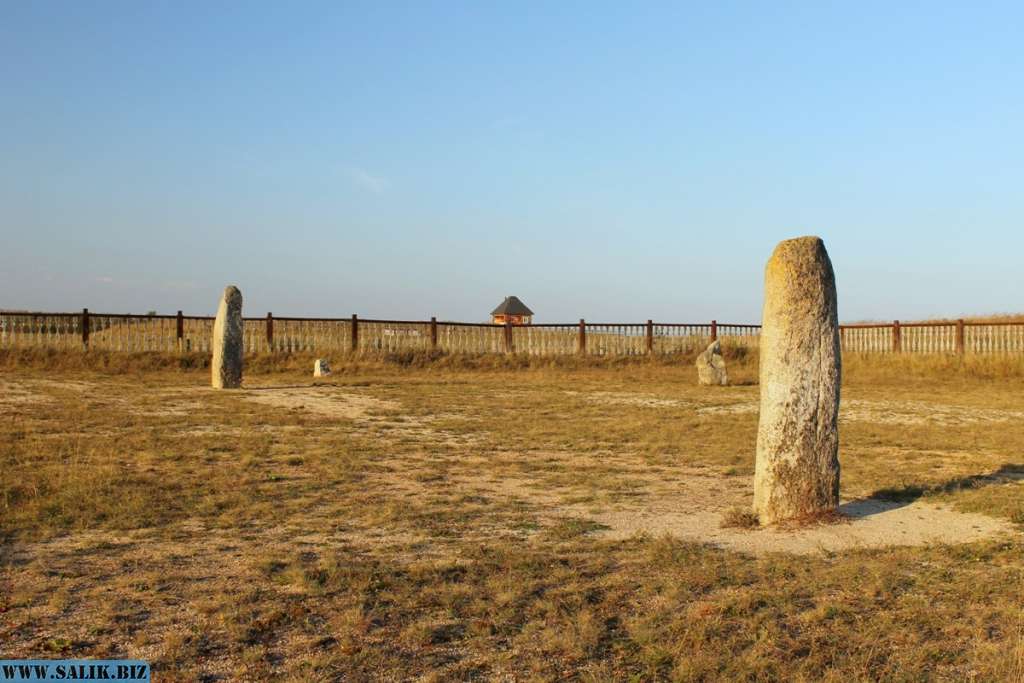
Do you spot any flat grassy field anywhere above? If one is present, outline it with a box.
[2,351,1023,681]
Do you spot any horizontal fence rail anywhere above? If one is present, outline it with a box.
[2,311,1023,357]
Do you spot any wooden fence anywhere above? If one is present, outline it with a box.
[2,310,1023,356]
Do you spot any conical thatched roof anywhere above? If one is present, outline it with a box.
[491,296,534,316]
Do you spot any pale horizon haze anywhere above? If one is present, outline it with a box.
[2,2,1022,323]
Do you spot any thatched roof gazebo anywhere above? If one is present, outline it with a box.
[490,296,534,325]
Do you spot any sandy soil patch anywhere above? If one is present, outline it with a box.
[566,390,690,409]
[841,398,1024,426]
[587,498,1017,556]
[558,465,1021,555]
[696,403,759,415]
[1,378,201,419]
[0,378,93,406]
[237,384,480,446]
[175,424,352,437]
[130,390,205,418]
[376,450,1021,556]
[0,379,51,406]
[31,379,94,392]
[568,389,758,416]
[240,385,399,419]
[568,389,1024,426]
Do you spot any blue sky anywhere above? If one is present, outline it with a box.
[2,1,1022,322]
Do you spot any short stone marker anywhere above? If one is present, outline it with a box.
[211,285,244,389]
[313,359,331,377]
[696,340,728,386]
[753,236,841,525]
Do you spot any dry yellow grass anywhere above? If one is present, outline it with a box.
[846,312,1024,324]
[926,313,1024,324]
[2,349,1023,680]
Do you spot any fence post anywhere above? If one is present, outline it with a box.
[266,312,274,352]
[710,319,718,342]
[504,320,513,354]
[430,316,438,351]
[350,314,359,353]
[956,319,965,355]
[81,308,90,350]
[176,310,184,352]
[893,320,901,353]
[578,319,586,355]
[646,319,654,354]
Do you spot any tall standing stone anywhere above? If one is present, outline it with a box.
[211,286,244,389]
[753,237,841,524]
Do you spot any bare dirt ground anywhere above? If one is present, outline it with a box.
[234,382,1021,555]
[575,389,1024,424]
[2,361,1023,680]
[241,384,400,420]
[587,495,1014,554]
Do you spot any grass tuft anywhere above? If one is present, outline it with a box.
[720,507,760,529]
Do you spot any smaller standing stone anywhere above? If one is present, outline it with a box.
[313,359,331,377]
[696,340,728,386]
[211,286,243,389]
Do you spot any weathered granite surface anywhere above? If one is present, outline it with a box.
[211,286,243,389]
[753,237,841,524]
[696,340,728,386]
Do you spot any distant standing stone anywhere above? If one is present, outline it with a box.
[314,359,331,377]
[753,237,841,525]
[211,286,243,389]
[696,340,728,386]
